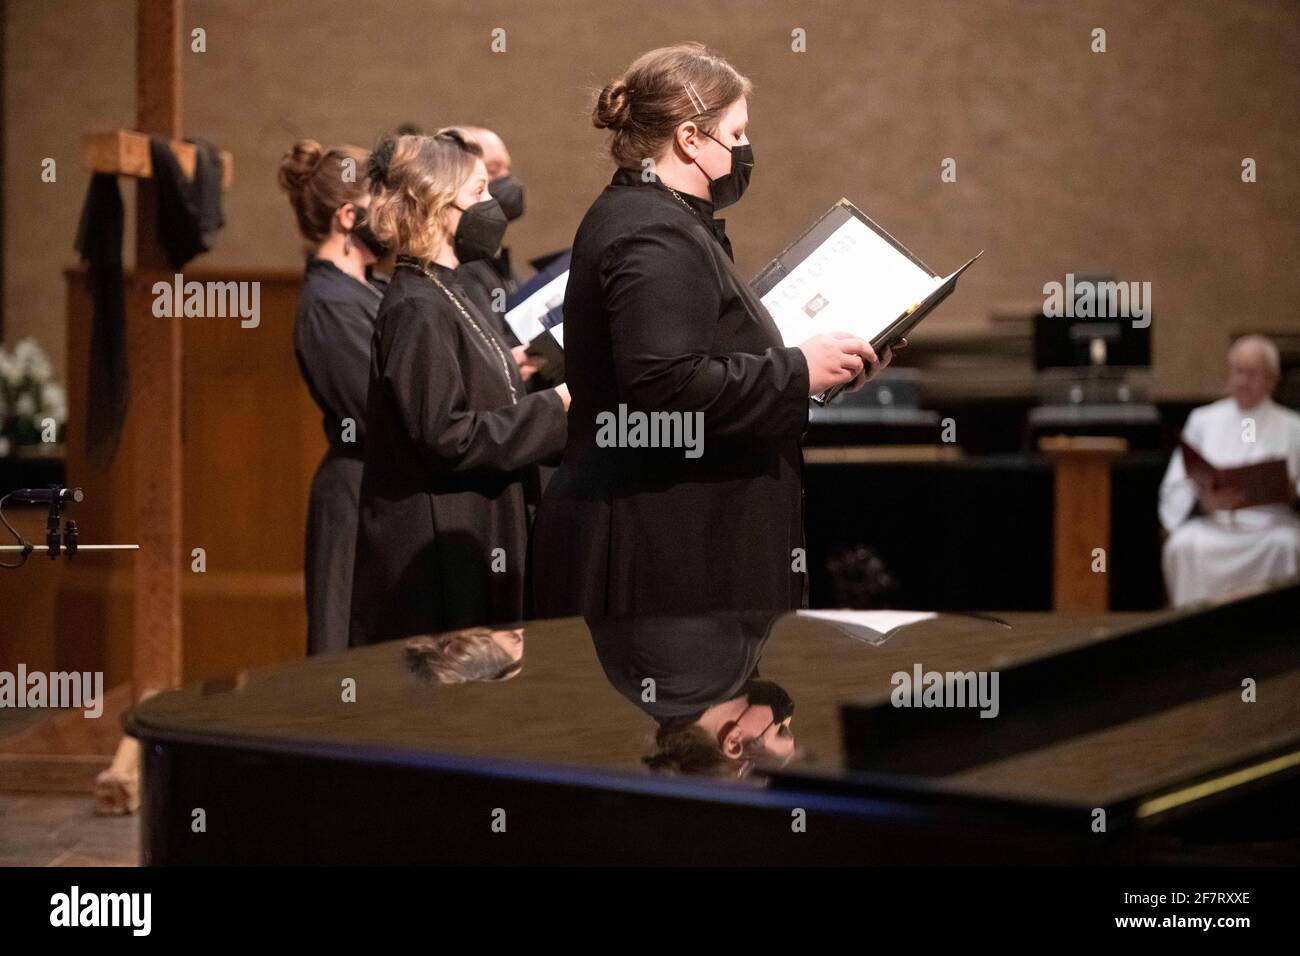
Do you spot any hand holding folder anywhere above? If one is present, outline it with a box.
[504,249,572,386]
[837,334,910,394]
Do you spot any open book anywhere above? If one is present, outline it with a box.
[753,199,981,404]
[503,249,571,381]
[1179,440,1293,508]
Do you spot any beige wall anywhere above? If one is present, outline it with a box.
[4,0,1299,397]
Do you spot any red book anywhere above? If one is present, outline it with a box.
[1179,440,1293,507]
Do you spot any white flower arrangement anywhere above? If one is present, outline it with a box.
[0,337,66,456]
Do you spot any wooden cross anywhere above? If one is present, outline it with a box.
[75,0,232,811]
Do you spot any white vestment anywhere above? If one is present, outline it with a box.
[1159,397,1300,607]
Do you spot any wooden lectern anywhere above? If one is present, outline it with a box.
[1039,435,1129,613]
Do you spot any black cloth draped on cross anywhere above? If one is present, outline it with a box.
[73,137,225,466]
[531,166,811,619]
[74,174,127,469]
[147,136,225,270]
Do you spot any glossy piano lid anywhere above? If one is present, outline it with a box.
[128,586,1300,815]
[126,609,1136,783]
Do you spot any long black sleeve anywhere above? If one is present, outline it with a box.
[600,220,809,443]
[380,298,567,475]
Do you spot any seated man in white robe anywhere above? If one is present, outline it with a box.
[1160,335,1300,607]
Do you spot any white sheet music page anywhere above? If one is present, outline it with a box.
[504,269,569,346]
[759,216,943,346]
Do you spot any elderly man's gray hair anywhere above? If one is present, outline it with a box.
[1230,334,1281,379]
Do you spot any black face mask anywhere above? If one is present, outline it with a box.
[745,679,794,725]
[348,205,390,259]
[694,131,754,210]
[450,197,509,263]
[488,175,525,221]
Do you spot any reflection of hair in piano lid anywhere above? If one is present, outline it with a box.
[404,628,522,684]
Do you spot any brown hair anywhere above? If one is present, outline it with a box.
[404,627,521,684]
[643,721,777,779]
[277,139,370,245]
[593,42,753,169]
[366,132,481,260]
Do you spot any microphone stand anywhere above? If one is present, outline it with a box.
[0,485,139,567]
[0,545,140,554]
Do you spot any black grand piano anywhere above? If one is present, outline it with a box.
[126,581,1300,864]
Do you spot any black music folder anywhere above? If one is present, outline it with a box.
[752,199,981,404]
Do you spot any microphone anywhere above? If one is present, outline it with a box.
[10,486,84,505]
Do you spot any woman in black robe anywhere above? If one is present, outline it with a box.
[588,613,795,777]
[279,140,388,655]
[532,43,892,618]
[348,132,569,646]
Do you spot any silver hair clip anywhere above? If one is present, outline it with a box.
[683,81,708,116]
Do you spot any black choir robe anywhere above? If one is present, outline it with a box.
[456,257,559,499]
[458,249,521,346]
[531,167,811,618]
[589,614,776,728]
[456,254,561,391]
[293,258,382,656]
[348,261,567,646]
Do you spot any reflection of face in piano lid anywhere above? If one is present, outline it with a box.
[586,612,795,778]
[404,627,525,685]
[645,692,797,780]
[714,689,796,763]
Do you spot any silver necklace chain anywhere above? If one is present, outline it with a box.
[398,258,518,405]
[664,185,729,253]
[665,185,705,221]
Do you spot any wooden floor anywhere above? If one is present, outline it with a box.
[0,793,138,866]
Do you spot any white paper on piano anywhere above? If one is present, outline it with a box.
[504,269,569,347]
[796,609,937,645]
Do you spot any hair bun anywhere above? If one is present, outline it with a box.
[367,134,398,191]
[593,79,633,131]
[277,138,323,195]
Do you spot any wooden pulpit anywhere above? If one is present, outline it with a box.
[1039,435,1129,613]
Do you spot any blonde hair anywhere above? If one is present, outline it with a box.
[593,42,753,168]
[367,133,481,260]
[404,627,520,684]
[277,139,369,244]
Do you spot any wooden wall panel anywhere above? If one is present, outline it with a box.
[6,0,1300,400]
[0,269,321,687]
